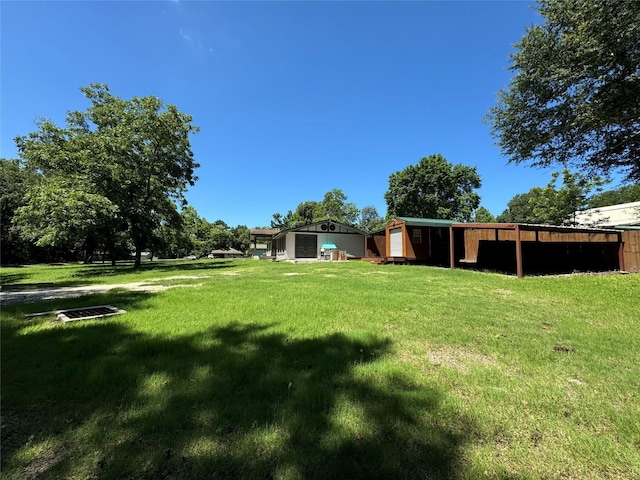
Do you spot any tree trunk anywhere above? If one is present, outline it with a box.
[135,247,142,268]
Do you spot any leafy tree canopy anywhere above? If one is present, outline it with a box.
[358,205,386,233]
[384,154,481,221]
[488,0,640,182]
[15,84,199,267]
[588,184,640,208]
[472,206,497,223]
[497,169,607,225]
[270,189,361,229]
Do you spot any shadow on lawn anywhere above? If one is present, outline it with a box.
[2,319,481,479]
[71,259,238,280]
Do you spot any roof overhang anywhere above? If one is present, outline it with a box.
[274,219,367,238]
[393,217,455,228]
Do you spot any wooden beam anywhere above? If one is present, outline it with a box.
[449,226,455,269]
[515,224,524,278]
[618,232,626,271]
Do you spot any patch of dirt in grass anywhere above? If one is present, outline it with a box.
[1,276,209,304]
[20,442,64,480]
[399,346,497,374]
[427,347,496,373]
[493,288,514,297]
[361,271,396,275]
[283,273,305,276]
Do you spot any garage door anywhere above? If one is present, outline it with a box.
[295,234,317,258]
[390,228,403,256]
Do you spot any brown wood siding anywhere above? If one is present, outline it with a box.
[407,227,430,260]
[366,234,386,258]
[622,231,640,273]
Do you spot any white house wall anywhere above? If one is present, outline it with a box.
[278,232,365,260]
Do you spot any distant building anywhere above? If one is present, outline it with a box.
[573,201,640,227]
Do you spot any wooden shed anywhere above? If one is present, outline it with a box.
[365,217,454,265]
[619,227,640,273]
[367,217,632,277]
[451,223,626,277]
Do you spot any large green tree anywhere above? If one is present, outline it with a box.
[384,154,481,221]
[497,169,606,225]
[357,205,386,232]
[588,184,640,208]
[488,0,640,181]
[270,189,360,228]
[0,159,41,264]
[15,84,199,267]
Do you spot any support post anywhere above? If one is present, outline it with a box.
[449,226,455,269]
[618,233,626,271]
[515,224,523,278]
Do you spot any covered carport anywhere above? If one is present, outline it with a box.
[448,223,625,278]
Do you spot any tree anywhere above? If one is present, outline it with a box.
[488,0,640,182]
[472,206,496,223]
[0,159,41,264]
[384,154,481,221]
[270,190,360,228]
[357,205,386,232]
[497,169,606,225]
[496,191,545,224]
[317,189,359,225]
[588,184,640,208]
[15,84,199,267]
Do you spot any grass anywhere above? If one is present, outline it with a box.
[1,259,639,479]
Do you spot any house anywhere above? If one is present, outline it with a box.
[573,201,640,227]
[259,220,367,262]
[249,229,280,259]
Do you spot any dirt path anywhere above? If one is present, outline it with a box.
[0,275,208,305]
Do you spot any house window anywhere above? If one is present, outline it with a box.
[412,229,422,244]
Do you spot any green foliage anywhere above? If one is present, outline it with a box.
[497,169,607,225]
[488,0,640,181]
[384,154,481,221]
[270,189,361,229]
[0,159,40,264]
[472,206,496,223]
[357,205,386,232]
[588,184,640,208]
[14,84,199,267]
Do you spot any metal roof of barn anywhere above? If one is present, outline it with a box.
[395,217,455,227]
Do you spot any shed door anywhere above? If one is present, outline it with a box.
[295,234,317,258]
[390,228,403,256]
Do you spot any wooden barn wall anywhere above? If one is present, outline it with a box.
[366,234,386,258]
[460,228,622,274]
[407,227,430,260]
[622,231,640,272]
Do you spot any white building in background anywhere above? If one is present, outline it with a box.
[574,201,640,227]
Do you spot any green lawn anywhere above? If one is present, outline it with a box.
[2,259,639,479]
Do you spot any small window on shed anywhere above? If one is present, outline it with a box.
[412,229,422,244]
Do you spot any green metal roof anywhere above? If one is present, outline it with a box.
[613,225,640,230]
[395,217,454,227]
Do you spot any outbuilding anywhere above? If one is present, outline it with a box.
[265,220,367,262]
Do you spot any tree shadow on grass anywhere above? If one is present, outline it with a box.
[2,320,483,479]
[71,259,238,280]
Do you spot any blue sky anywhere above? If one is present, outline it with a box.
[2,0,563,227]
